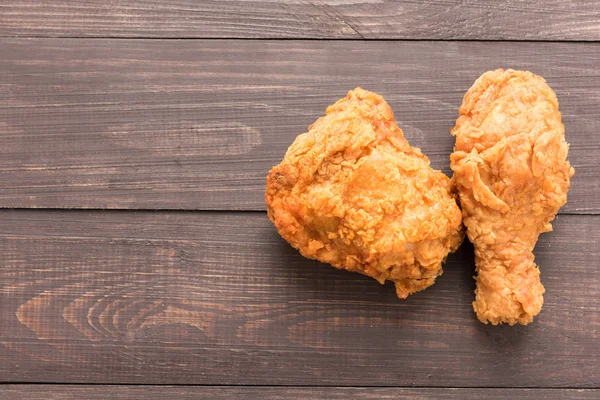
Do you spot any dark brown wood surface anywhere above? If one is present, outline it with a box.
[2,0,599,395]
[1,1,600,40]
[0,210,597,386]
[1,39,598,212]
[1,386,598,400]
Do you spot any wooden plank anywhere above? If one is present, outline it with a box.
[0,386,598,400]
[1,1,600,40]
[0,39,598,212]
[0,210,597,386]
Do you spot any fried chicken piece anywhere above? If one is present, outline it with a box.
[451,69,574,325]
[266,88,463,298]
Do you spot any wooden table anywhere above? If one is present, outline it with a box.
[1,2,599,399]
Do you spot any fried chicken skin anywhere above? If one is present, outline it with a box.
[451,69,574,325]
[266,88,463,298]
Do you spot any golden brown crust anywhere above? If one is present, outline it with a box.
[451,69,574,325]
[266,88,464,298]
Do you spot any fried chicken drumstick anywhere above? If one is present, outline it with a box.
[267,88,463,298]
[451,69,574,325]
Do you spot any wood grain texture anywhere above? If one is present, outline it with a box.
[1,39,598,212]
[1,1,600,40]
[0,386,598,400]
[0,210,597,386]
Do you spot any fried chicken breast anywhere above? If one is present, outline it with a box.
[266,88,463,298]
[451,69,574,325]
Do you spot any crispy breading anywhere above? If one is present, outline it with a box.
[451,69,574,325]
[267,88,463,298]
